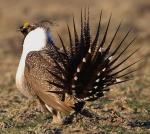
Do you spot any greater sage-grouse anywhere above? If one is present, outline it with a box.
[16,11,139,124]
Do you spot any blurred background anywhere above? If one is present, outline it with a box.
[0,0,150,133]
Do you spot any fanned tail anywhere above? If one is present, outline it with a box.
[47,9,139,101]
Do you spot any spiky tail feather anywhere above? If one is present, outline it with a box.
[47,9,140,101]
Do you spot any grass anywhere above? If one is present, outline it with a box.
[0,0,150,133]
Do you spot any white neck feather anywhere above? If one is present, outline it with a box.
[16,27,47,96]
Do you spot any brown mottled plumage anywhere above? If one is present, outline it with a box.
[25,49,73,123]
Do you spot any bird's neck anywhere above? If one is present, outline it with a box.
[16,27,47,95]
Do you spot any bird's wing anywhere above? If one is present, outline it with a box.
[24,50,73,113]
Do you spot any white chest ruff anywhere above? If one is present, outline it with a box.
[16,27,47,98]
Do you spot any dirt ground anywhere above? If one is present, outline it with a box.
[0,0,150,133]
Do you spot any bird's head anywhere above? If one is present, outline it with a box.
[19,20,55,54]
[18,22,35,36]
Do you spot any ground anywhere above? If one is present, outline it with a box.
[0,0,150,133]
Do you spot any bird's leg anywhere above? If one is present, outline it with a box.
[74,102,102,119]
[43,110,62,129]
[62,101,85,124]
[51,110,62,124]
[74,101,85,113]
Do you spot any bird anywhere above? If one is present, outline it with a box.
[16,10,139,124]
